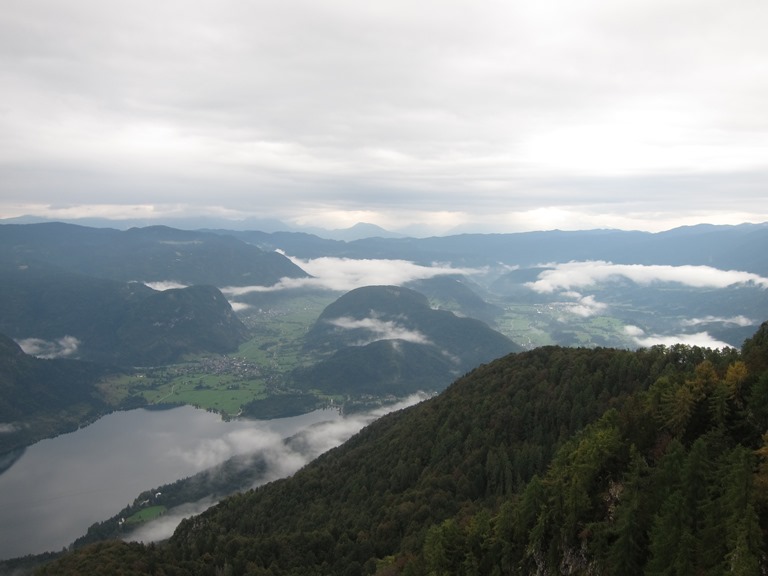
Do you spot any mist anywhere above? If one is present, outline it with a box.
[142,280,189,291]
[126,393,429,544]
[221,256,481,298]
[327,316,432,346]
[15,335,81,359]
[526,261,768,293]
[623,325,733,349]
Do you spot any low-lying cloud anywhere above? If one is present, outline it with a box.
[16,335,81,359]
[526,261,768,293]
[624,325,732,349]
[558,292,608,318]
[327,316,432,346]
[142,281,188,291]
[680,315,756,327]
[222,255,480,298]
[127,393,429,544]
[228,301,251,312]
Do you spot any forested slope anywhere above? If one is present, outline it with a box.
[0,334,114,453]
[36,323,768,575]
[0,260,249,366]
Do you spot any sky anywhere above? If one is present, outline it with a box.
[2,0,767,235]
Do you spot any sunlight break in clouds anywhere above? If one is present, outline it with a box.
[624,325,732,350]
[526,261,768,293]
[128,393,429,544]
[327,317,432,346]
[16,335,81,359]
[222,256,480,297]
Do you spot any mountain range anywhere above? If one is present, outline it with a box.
[1,220,767,573]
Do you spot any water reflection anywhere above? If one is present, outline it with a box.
[0,405,340,559]
[0,394,428,560]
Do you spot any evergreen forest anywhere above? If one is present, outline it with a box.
[31,321,768,575]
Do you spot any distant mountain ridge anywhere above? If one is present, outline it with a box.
[229,222,768,274]
[0,222,308,286]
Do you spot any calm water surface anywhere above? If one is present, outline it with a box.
[0,406,340,559]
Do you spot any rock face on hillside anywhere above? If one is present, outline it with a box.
[296,285,519,394]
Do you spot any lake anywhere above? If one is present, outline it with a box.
[0,405,344,560]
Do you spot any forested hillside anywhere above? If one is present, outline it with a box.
[0,222,308,286]
[0,334,115,453]
[297,285,518,395]
[0,260,250,366]
[35,322,768,575]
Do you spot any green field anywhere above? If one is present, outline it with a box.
[494,303,635,350]
[125,505,167,525]
[99,294,335,416]
[98,291,641,418]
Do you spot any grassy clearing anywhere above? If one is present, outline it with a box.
[125,505,167,525]
[99,294,333,416]
[495,304,634,350]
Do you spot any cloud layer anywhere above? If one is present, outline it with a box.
[526,261,768,293]
[2,1,767,233]
[222,255,478,297]
[623,325,733,350]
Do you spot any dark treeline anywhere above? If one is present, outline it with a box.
[34,322,768,575]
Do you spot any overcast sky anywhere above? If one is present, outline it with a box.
[2,0,767,234]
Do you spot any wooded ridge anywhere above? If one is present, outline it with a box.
[33,321,768,575]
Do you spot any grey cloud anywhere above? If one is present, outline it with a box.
[1,1,767,233]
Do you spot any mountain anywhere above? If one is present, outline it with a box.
[0,215,292,233]
[0,334,114,453]
[296,285,519,394]
[36,322,768,575]
[303,222,406,241]
[405,275,504,325]
[0,259,249,366]
[0,222,308,286]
